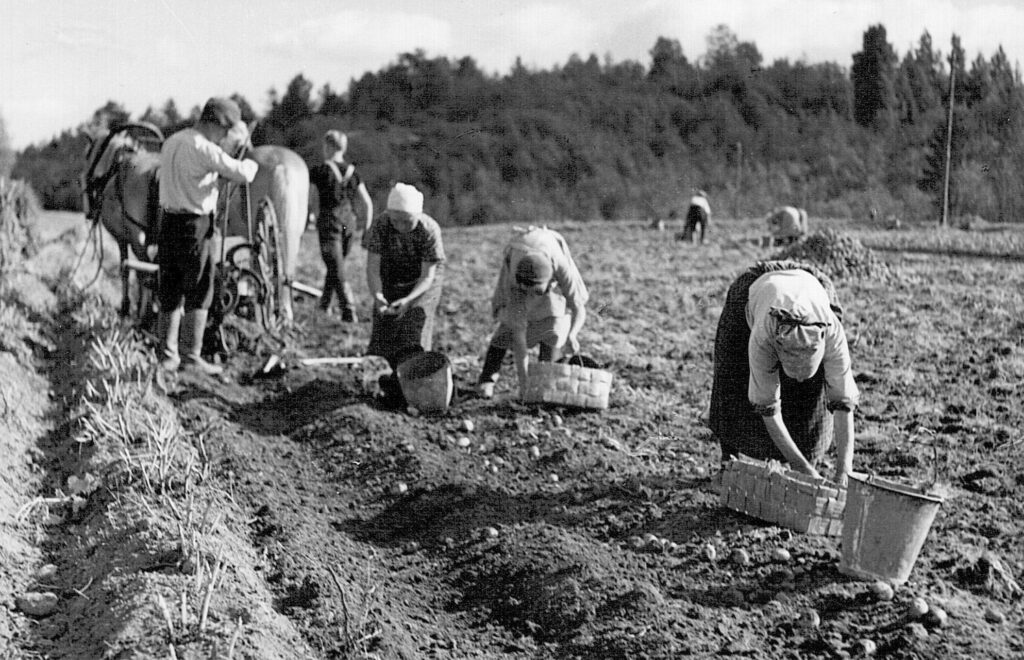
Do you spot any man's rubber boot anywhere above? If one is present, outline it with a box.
[157,307,183,372]
[181,309,223,376]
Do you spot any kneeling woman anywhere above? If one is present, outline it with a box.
[365,183,446,374]
[709,261,859,485]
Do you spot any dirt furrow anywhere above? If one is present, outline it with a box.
[184,362,539,658]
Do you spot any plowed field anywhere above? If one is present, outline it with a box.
[2,212,1022,659]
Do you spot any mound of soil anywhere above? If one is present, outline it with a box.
[454,524,617,640]
[773,229,896,281]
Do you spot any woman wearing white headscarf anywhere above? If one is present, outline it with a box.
[364,183,445,370]
[709,260,859,485]
[476,226,589,399]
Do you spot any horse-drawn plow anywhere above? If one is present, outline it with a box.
[83,122,314,362]
[207,193,288,355]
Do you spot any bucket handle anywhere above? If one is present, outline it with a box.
[862,426,943,491]
[907,426,943,491]
[918,426,941,490]
[557,348,601,369]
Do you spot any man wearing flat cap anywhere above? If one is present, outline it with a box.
[476,226,589,399]
[156,96,258,375]
[709,260,859,485]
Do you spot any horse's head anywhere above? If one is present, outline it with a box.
[91,145,161,261]
[84,129,147,188]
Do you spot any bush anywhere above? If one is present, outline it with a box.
[954,161,997,222]
[0,178,40,276]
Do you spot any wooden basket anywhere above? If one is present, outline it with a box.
[522,360,613,410]
[719,455,846,536]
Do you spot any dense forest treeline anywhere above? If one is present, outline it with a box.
[9,24,1024,225]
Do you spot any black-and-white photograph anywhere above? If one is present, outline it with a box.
[1,1,1022,657]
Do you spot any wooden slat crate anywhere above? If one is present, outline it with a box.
[719,454,846,536]
[522,361,613,410]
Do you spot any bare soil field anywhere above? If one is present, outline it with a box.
[1,210,1022,659]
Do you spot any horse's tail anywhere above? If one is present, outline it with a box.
[268,155,309,280]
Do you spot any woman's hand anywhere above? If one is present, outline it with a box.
[387,297,411,317]
[373,291,390,315]
[513,325,530,400]
[833,409,855,486]
[762,413,821,478]
[566,304,586,355]
[567,331,581,354]
[801,464,823,480]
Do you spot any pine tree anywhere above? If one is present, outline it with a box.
[851,25,897,130]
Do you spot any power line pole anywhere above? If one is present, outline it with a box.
[734,141,742,217]
[941,56,956,228]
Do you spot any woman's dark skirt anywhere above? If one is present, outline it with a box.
[367,280,442,369]
[709,260,843,466]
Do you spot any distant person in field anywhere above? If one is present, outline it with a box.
[709,260,859,485]
[767,206,808,245]
[156,97,258,375]
[309,130,373,322]
[476,226,589,400]
[682,189,710,245]
[365,183,445,400]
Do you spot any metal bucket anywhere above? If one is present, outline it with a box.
[396,351,453,414]
[839,473,944,585]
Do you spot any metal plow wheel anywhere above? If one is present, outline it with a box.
[253,196,285,329]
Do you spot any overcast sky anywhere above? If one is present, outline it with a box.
[3,0,1022,149]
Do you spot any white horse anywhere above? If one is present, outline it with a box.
[82,124,163,319]
[83,124,309,323]
[218,142,309,323]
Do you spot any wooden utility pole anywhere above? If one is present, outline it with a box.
[734,141,742,217]
[941,57,956,228]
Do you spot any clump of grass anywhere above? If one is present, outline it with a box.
[54,295,251,655]
[153,543,240,658]
[72,324,192,497]
[327,564,384,658]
